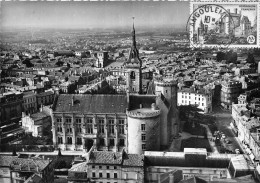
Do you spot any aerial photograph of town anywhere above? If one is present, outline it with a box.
[0,1,260,183]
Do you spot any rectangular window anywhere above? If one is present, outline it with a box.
[99,166,102,169]
[99,119,105,134]
[106,166,109,169]
[92,165,95,169]
[119,139,125,146]
[119,120,124,134]
[92,172,96,178]
[107,173,110,178]
[110,139,115,146]
[56,118,62,123]
[67,137,72,144]
[77,137,82,145]
[114,166,117,169]
[141,124,145,131]
[142,144,146,150]
[58,137,63,144]
[141,134,146,141]
[99,138,105,146]
[87,118,93,134]
[114,173,117,179]
[76,118,81,123]
[99,173,102,178]
[108,119,114,134]
[66,118,71,123]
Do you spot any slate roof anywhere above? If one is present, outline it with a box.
[88,151,122,165]
[10,158,51,172]
[87,151,143,167]
[0,155,51,172]
[123,154,144,167]
[36,91,54,97]
[30,112,49,121]
[179,177,207,183]
[69,162,88,172]
[54,94,127,114]
[0,155,16,167]
[24,173,43,183]
[129,94,156,110]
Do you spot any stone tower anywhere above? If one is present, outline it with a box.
[125,18,142,94]
[154,77,179,149]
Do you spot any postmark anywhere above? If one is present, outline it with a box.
[188,0,259,48]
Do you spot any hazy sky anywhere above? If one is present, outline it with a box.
[1,2,189,29]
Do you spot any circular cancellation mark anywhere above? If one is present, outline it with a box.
[186,4,238,49]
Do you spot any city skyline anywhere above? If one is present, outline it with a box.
[1,2,189,30]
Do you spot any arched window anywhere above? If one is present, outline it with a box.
[130,71,135,79]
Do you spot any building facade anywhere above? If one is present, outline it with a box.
[0,92,24,144]
[21,111,51,137]
[52,94,128,151]
[68,149,144,183]
[23,91,37,114]
[0,155,54,183]
[36,91,55,109]
[231,103,260,162]
[221,80,242,110]
[177,87,213,113]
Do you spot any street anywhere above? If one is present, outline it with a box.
[211,105,243,153]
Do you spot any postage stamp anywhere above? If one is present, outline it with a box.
[188,0,259,48]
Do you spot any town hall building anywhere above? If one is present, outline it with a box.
[50,22,180,154]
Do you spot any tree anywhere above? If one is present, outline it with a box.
[226,50,237,64]
[22,59,33,67]
[179,105,203,121]
[55,60,64,67]
[246,52,255,63]
[216,52,226,62]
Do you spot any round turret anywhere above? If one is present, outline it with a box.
[127,104,160,154]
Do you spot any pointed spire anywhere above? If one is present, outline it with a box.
[132,17,136,48]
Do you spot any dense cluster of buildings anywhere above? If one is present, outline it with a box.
[1,21,260,183]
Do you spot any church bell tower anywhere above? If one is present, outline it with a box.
[125,17,142,94]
